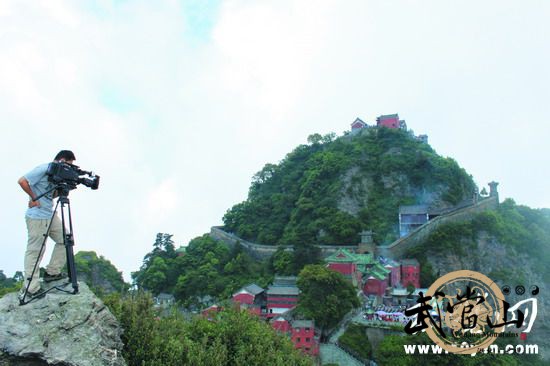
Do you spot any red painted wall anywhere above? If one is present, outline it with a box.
[351,122,365,130]
[328,262,356,276]
[378,117,399,129]
[291,326,319,356]
[267,303,296,311]
[401,265,420,288]
[232,292,255,305]
[267,296,298,304]
[272,319,290,332]
[364,278,388,296]
[388,265,401,288]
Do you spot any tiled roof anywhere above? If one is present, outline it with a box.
[355,253,375,265]
[244,284,265,295]
[325,249,377,265]
[292,320,314,328]
[377,114,399,120]
[267,286,300,296]
[325,249,357,263]
[392,288,409,296]
[272,276,297,286]
[399,205,428,215]
[362,263,391,280]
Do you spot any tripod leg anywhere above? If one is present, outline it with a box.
[60,199,79,294]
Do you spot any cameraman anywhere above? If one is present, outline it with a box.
[17,150,76,298]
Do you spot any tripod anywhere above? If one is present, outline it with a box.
[19,184,79,305]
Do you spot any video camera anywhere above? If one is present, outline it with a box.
[46,162,100,191]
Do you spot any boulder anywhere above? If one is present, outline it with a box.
[0,280,126,366]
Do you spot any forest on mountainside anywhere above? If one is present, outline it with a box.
[223,127,476,246]
[132,233,273,307]
[407,199,550,287]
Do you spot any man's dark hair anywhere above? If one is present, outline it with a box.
[54,150,76,161]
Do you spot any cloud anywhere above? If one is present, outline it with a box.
[145,179,181,224]
[212,2,329,115]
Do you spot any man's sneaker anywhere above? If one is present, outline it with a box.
[43,272,67,283]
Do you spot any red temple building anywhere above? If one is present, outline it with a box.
[350,117,368,133]
[290,320,319,356]
[384,260,401,288]
[229,279,320,356]
[266,277,300,319]
[325,248,420,297]
[232,283,266,316]
[326,250,362,287]
[362,260,391,297]
[376,114,406,129]
[350,113,415,135]
[272,315,292,332]
[231,278,300,319]
[271,316,319,356]
[400,259,421,288]
[364,275,389,297]
[325,249,391,296]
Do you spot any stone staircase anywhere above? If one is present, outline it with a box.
[320,343,365,366]
[320,309,367,365]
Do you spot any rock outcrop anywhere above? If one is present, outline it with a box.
[0,280,126,366]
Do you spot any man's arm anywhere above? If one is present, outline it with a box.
[18,177,40,207]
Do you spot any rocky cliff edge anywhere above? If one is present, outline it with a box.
[0,280,126,366]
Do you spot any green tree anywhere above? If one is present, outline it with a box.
[307,133,323,145]
[0,270,22,296]
[104,292,312,366]
[149,233,176,261]
[145,234,272,307]
[0,270,9,288]
[271,248,294,275]
[297,265,360,336]
[132,233,178,294]
[292,244,322,273]
[140,257,168,295]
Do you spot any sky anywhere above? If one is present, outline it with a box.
[1,0,548,281]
